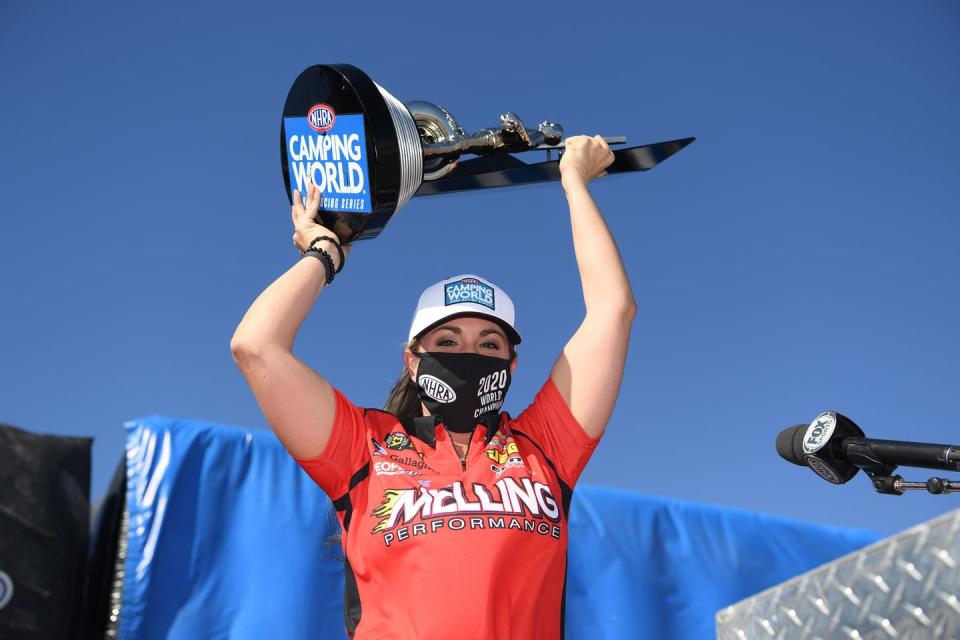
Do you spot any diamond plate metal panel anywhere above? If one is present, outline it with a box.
[717,510,960,639]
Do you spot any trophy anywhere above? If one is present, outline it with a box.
[281,64,695,243]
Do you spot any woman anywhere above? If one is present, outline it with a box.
[231,135,636,639]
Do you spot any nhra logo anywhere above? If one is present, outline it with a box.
[307,103,336,132]
[444,278,494,310]
[418,374,456,403]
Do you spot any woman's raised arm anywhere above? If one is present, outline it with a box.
[230,183,347,459]
[550,135,637,439]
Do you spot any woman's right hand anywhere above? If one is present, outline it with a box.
[291,183,350,271]
[559,135,615,188]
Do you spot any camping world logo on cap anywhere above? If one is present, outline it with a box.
[444,278,495,310]
[307,104,336,132]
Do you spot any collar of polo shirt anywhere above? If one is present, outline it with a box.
[401,412,502,448]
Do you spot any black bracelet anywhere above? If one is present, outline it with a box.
[307,235,345,274]
[302,248,336,284]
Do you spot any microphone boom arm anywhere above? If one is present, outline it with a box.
[844,436,960,495]
[870,474,960,496]
[844,437,960,473]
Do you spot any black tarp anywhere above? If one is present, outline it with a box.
[0,423,91,639]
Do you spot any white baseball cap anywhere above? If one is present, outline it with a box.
[408,274,521,344]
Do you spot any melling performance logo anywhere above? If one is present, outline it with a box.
[444,278,495,310]
[370,477,562,547]
[285,105,371,214]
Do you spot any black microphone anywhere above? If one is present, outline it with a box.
[776,412,960,486]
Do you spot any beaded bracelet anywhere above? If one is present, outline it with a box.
[307,235,345,274]
[302,248,336,284]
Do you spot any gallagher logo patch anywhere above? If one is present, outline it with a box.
[307,103,336,132]
[444,278,494,310]
[418,374,456,403]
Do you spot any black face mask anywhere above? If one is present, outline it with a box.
[414,352,513,433]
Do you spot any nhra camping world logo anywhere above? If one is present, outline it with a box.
[370,477,562,547]
[284,109,370,214]
[444,278,495,310]
[307,103,336,132]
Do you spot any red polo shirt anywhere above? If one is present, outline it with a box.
[294,378,600,640]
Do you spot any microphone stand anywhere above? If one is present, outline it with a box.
[845,442,960,495]
[869,474,960,495]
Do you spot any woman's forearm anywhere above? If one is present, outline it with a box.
[563,176,637,316]
[231,257,328,357]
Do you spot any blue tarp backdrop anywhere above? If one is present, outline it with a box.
[120,417,880,639]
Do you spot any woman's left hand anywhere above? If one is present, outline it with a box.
[559,135,615,186]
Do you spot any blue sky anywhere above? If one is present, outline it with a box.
[1,1,958,536]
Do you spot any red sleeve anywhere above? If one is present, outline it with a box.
[292,388,370,499]
[510,378,601,487]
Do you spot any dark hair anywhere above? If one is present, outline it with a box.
[382,337,517,419]
[383,339,425,420]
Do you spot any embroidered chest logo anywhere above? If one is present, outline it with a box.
[384,432,417,453]
[371,438,388,457]
[485,436,525,475]
[373,461,422,477]
[370,478,562,548]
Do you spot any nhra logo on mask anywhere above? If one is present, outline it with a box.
[444,278,494,310]
[307,103,336,132]
[418,374,456,403]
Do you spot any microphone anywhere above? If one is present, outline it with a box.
[776,412,960,490]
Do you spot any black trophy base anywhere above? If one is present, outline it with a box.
[413,137,695,197]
